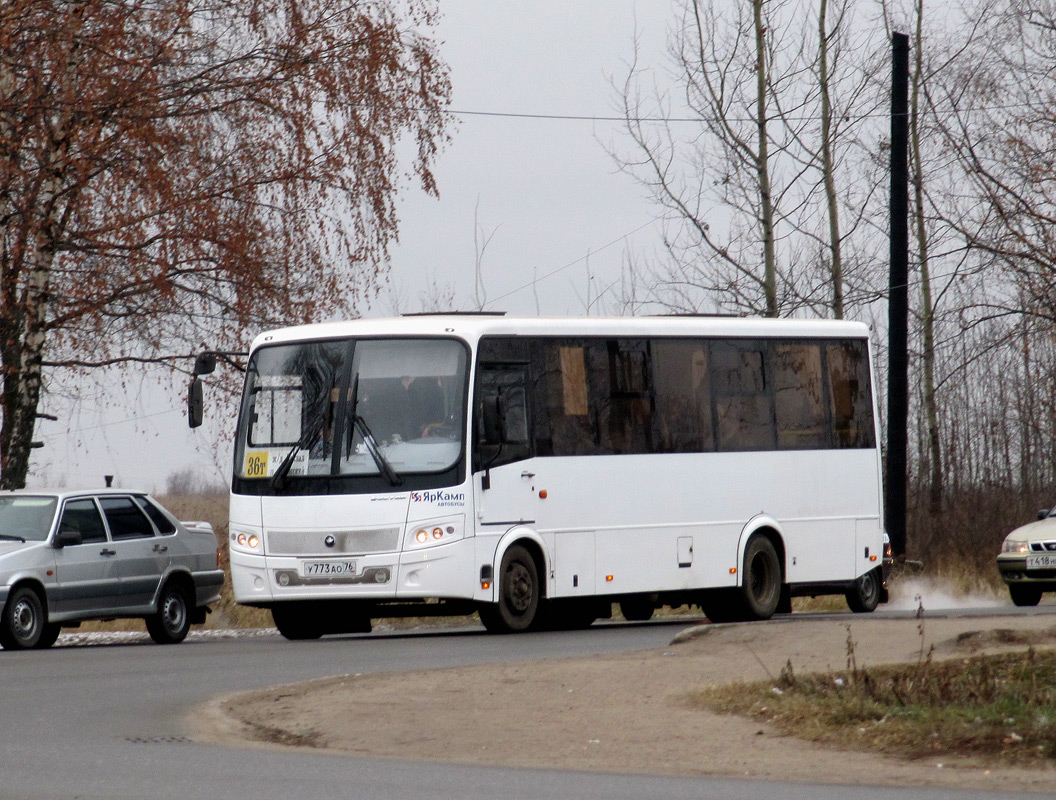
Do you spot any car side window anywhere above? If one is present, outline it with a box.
[100,497,156,540]
[59,499,108,544]
[133,497,176,535]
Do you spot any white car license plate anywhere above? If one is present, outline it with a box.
[301,560,357,578]
[1026,554,1056,569]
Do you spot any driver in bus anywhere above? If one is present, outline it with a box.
[400,375,446,440]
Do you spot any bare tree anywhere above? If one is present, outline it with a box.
[614,0,880,318]
[0,0,451,488]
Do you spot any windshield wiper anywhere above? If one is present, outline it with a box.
[0,534,27,542]
[349,372,403,487]
[271,415,327,490]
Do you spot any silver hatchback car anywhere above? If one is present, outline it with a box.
[0,490,225,650]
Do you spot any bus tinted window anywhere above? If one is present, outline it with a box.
[712,340,775,451]
[652,340,714,453]
[774,343,829,449]
[827,341,875,448]
[477,333,875,459]
[596,340,652,454]
[542,342,597,456]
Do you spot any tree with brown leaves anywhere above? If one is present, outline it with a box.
[0,0,451,488]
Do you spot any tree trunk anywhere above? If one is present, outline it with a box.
[818,0,844,319]
[753,0,778,317]
[910,1,942,514]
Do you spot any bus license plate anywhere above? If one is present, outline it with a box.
[1026,554,1056,570]
[301,560,357,578]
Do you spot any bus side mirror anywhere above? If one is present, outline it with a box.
[188,378,204,429]
[193,352,217,377]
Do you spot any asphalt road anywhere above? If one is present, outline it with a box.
[2,608,1055,800]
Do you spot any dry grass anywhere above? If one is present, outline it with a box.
[693,627,1056,766]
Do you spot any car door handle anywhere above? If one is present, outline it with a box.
[153,544,168,553]
[521,471,535,479]
[99,548,116,557]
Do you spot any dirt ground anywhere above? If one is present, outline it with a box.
[196,613,1056,791]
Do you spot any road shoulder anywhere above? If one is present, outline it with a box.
[194,614,1056,791]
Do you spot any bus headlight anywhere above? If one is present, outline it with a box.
[406,516,464,549]
[231,527,264,554]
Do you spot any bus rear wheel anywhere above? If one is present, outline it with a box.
[845,567,882,613]
[479,545,540,633]
[737,535,782,620]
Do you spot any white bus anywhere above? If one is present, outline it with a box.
[218,314,885,638]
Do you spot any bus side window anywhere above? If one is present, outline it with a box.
[652,339,714,453]
[826,341,876,448]
[711,340,775,451]
[543,343,597,455]
[595,340,652,455]
[475,365,532,467]
[774,342,829,449]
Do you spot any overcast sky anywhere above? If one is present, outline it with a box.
[30,1,674,491]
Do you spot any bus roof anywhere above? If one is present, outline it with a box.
[249,314,872,351]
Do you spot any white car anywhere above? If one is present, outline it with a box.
[997,506,1056,606]
[0,490,224,650]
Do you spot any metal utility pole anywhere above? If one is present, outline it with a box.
[887,32,910,558]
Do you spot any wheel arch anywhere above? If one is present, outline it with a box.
[735,517,786,587]
[491,527,550,601]
[153,568,194,607]
[4,576,49,614]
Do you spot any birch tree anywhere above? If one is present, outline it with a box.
[0,0,451,488]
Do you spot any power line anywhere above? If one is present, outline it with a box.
[394,100,1047,126]
[484,217,661,307]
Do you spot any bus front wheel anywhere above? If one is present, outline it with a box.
[479,545,540,633]
[272,605,324,640]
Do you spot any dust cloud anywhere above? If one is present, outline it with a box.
[885,577,1004,612]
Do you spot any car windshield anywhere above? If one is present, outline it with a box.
[0,496,58,541]
[236,337,467,482]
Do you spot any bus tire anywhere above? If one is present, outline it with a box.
[479,545,539,633]
[845,567,882,613]
[535,599,597,630]
[738,535,782,620]
[272,605,324,640]
[699,588,739,623]
[619,597,655,622]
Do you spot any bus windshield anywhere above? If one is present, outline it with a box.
[235,338,467,482]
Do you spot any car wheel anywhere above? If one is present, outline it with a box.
[478,545,540,633]
[0,586,46,650]
[35,623,62,649]
[1009,584,1043,607]
[146,582,192,644]
[845,567,882,613]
